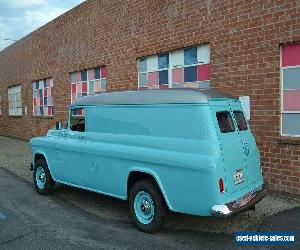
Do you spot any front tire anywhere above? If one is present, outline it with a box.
[33,158,55,195]
[129,179,166,233]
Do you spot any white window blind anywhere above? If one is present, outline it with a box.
[8,85,22,116]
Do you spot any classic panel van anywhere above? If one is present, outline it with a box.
[30,89,266,232]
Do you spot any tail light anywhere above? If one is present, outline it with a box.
[219,178,224,192]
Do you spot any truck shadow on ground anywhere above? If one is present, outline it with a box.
[53,183,299,235]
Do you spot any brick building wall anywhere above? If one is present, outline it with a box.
[0,0,299,196]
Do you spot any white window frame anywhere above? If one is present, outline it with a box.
[280,46,300,137]
[8,85,22,116]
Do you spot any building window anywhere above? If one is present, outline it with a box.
[32,78,54,116]
[70,66,107,103]
[0,92,2,115]
[137,44,210,89]
[281,43,300,136]
[8,85,22,116]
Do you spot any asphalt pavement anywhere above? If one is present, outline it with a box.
[0,167,236,250]
[0,167,299,249]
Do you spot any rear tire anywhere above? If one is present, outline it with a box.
[129,179,165,233]
[33,158,55,195]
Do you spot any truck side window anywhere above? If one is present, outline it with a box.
[233,111,248,131]
[70,108,85,132]
[216,111,235,133]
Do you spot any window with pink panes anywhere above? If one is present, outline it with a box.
[281,43,300,136]
[70,66,107,103]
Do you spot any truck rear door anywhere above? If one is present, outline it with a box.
[229,100,262,188]
[210,100,249,194]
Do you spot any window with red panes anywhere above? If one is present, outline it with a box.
[137,44,210,90]
[281,43,300,136]
[70,66,107,103]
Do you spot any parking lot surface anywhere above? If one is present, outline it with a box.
[0,167,239,249]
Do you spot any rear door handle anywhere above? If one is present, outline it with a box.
[243,141,249,156]
[79,135,85,139]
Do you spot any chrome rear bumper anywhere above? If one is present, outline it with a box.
[211,184,267,216]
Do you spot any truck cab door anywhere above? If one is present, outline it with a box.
[50,107,86,186]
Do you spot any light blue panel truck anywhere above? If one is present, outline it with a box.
[30,89,266,233]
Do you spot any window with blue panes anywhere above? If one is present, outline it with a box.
[70,66,107,103]
[184,47,197,65]
[137,44,210,89]
[281,43,300,136]
[138,53,170,89]
[158,53,169,87]
[183,47,198,83]
[32,78,54,116]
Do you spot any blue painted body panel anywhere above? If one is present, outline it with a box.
[30,101,264,216]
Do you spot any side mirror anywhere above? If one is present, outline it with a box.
[56,121,62,130]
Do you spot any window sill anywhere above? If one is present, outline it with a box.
[277,136,300,145]
[8,115,23,118]
[33,115,54,119]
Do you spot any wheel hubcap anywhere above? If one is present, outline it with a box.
[39,173,45,182]
[36,166,46,189]
[134,191,154,225]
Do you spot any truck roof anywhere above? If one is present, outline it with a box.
[71,88,236,106]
